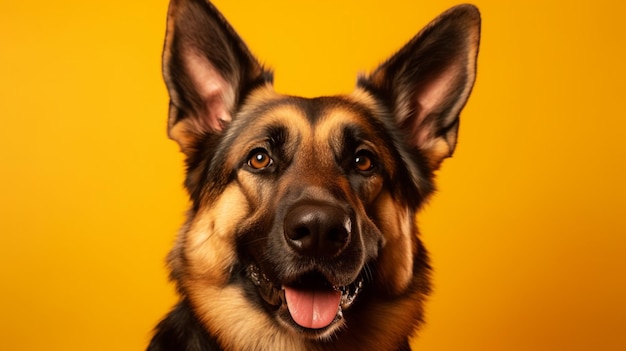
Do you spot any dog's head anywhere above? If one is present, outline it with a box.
[162,0,479,346]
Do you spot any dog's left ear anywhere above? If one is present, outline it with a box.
[359,5,480,169]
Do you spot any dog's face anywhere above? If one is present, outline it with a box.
[217,93,418,337]
[160,0,479,348]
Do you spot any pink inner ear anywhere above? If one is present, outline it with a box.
[185,51,235,132]
[412,64,462,148]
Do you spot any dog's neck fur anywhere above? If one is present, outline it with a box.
[149,297,416,351]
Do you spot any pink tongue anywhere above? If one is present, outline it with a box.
[284,287,342,329]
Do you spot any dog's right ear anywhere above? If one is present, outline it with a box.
[163,0,272,154]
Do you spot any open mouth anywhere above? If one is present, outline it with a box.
[246,264,364,333]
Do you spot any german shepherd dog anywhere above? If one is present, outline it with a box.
[149,0,480,350]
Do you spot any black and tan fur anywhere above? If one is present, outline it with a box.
[149,1,480,350]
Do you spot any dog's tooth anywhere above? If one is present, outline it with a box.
[336,307,344,321]
[247,265,261,286]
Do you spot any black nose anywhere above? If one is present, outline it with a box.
[284,202,352,257]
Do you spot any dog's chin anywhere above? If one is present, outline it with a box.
[246,264,364,339]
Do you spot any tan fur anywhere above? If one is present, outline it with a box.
[182,184,249,287]
[424,138,452,170]
[189,286,308,351]
[373,191,415,296]
[236,83,282,109]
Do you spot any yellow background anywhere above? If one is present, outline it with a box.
[1,0,625,350]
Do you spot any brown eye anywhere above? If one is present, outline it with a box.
[354,151,374,172]
[248,150,272,169]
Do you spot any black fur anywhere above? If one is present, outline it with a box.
[148,300,222,351]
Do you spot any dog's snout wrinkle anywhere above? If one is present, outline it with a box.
[284,203,352,258]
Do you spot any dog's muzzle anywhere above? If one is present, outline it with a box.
[245,200,367,335]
